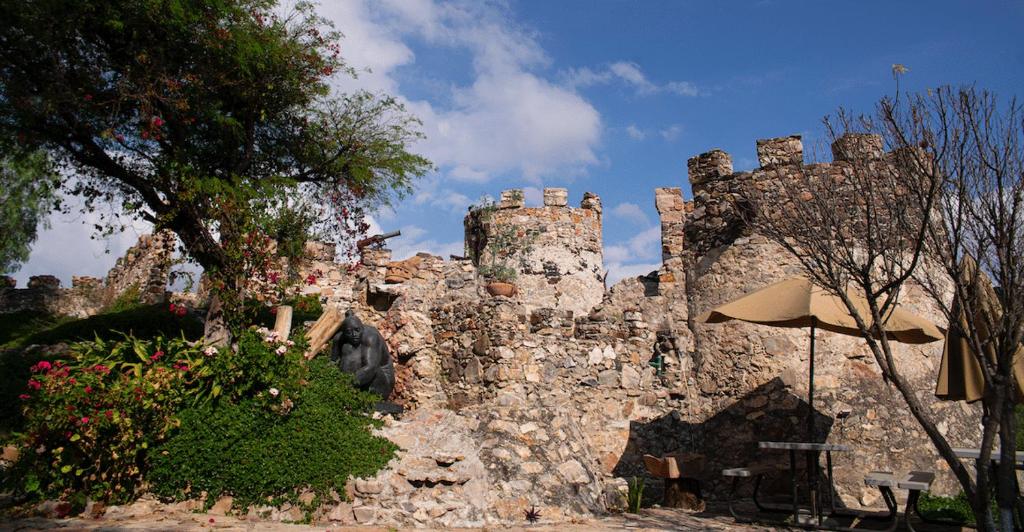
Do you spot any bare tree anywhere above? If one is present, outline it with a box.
[742,83,1024,530]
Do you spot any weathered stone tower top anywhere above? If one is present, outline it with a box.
[673,133,898,255]
[464,187,604,316]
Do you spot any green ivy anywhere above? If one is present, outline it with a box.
[148,359,396,513]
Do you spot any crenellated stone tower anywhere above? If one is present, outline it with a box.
[646,133,978,504]
[463,188,604,317]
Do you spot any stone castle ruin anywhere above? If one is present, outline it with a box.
[0,133,978,527]
[1,230,175,317]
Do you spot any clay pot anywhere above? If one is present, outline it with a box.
[485,282,516,297]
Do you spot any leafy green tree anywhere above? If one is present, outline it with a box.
[0,150,58,274]
[0,0,430,334]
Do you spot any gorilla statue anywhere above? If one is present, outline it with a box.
[330,310,395,399]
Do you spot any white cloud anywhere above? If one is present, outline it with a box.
[566,61,699,97]
[660,124,682,141]
[625,125,646,140]
[385,223,463,260]
[411,178,473,213]
[603,224,661,286]
[522,186,543,206]
[664,80,700,97]
[611,202,650,225]
[373,205,398,223]
[605,261,661,286]
[11,200,153,287]
[321,0,603,183]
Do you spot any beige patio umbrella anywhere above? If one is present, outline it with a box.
[935,258,1024,403]
[702,276,944,438]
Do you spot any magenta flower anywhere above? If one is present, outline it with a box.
[26,380,41,390]
[18,394,30,400]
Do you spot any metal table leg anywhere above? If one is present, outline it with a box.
[790,449,799,524]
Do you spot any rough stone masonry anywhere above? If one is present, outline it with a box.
[275,133,975,527]
[1,133,979,528]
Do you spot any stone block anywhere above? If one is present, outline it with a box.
[28,275,60,289]
[304,240,336,261]
[543,187,568,207]
[687,149,733,187]
[756,135,803,167]
[71,276,103,289]
[499,189,525,209]
[352,506,376,524]
[580,191,602,213]
[361,248,391,267]
[0,275,15,289]
[831,133,884,161]
[655,187,683,214]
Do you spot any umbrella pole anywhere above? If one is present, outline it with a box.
[808,317,817,441]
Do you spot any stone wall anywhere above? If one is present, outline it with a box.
[464,188,604,317]
[103,230,176,304]
[0,132,981,525]
[289,135,975,525]
[0,231,176,317]
[666,134,978,505]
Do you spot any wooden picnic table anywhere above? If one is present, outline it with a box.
[954,447,1024,529]
[953,447,1024,465]
[759,441,853,526]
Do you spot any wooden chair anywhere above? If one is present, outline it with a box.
[643,453,705,511]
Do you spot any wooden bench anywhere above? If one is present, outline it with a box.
[722,465,781,521]
[862,471,899,531]
[860,470,937,532]
[898,471,936,532]
[643,454,704,511]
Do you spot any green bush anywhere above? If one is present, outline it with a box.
[0,305,202,434]
[5,304,203,351]
[2,327,309,503]
[148,359,396,512]
[918,492,973,524]
[0,310,70,350]
[101,284,143,314]
[4,336,204,502]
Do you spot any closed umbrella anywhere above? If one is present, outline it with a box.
[702,276,944,439]
[935,258,1024,403]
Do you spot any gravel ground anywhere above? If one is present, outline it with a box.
[0,504,782,531]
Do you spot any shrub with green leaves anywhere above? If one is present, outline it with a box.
[5,336,203,502]
[148,359,396,512]
[3,326,309,503]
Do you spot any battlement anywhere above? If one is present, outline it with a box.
[686,132,888,187]
[464,188,604,316]
[664,132,900,256]
[495,187,603,213]
[0,232,175,317]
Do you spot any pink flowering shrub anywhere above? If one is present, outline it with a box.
[5,328,308,503]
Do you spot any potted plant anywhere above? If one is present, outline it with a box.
[467,196,536,297]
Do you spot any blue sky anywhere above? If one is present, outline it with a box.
[14,0,1024,287]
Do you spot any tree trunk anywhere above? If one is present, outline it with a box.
[273,305,293,341]
[204,294,231,347]
[997,389,1017,531]
[884,365,983,525]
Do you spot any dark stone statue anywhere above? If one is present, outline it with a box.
[330,310,396,399]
